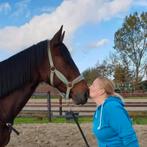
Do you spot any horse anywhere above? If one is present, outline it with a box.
[0,26,89,147]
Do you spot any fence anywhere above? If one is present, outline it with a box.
[121,92,147,97]
[18,92,147,120]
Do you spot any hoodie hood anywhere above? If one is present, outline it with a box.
[105,96,125,106]
[97,96,125,130]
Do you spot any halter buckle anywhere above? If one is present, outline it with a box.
[67,82,73,88]
[50,66,55,71]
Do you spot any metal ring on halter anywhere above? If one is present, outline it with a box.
[50,66,55,71]
[67,82,73,88]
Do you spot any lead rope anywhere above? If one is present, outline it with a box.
[6,123,20,135]
[70,111,90,147]
[0,119,19,135]
[65,100,90,147]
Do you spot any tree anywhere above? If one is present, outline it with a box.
[114,64,126,83]
[96,60,114,78]
[114,12,147,88]
[113,64,134,92]
[82,68,100,85]
[82,60,114,85]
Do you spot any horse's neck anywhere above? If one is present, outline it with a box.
[0,48,50,123]
[0,81,39,122]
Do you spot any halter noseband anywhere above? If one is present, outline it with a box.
[47,43,84,99]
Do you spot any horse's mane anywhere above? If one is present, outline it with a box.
[0,40,48,98]
[60,43,79,71]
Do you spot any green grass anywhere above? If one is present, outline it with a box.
[31,96,48,99]
[15,117,49,124]
[14,116,147,124]
[14,117,74,124]
[78,117,93,123]
[14,117,93,124]
[133,117,147,125]
[31,95,58,99]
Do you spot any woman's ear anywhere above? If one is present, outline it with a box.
[97,88,105,96]
[101,88,105,94]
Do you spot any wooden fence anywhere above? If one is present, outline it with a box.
[18,93,147,120]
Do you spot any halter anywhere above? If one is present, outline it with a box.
[48,43,84,99]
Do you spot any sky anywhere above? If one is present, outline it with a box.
[0,0,147,73]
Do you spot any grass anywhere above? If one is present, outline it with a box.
[14,116,147,124]
[133,117,147,125]
[31,95,59,99]
[14,117,75,124]
[14,117,49,124]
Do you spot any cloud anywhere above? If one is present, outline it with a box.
[39,7,55,14]
[0,0,132,55]
[0,2,11,14]
[89,39,109,48]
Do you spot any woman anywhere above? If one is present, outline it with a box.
[89,77,139,147]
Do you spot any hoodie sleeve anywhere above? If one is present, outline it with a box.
[105,101,139,147]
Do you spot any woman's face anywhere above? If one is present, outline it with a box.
[89,79,104,99]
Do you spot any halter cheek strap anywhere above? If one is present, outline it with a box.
[48,43,84,99]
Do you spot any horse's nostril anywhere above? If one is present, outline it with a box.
[84,90,89,98]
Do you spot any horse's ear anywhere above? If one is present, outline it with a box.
[61,31,65,42]
[51,25,64,45]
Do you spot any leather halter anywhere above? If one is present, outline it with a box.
[48,42,84,99]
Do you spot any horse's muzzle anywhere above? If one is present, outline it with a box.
[72,90,89,105]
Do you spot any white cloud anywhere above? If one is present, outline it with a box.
[39,7,55,14]
[0,2,11,13]
[89,39,109,48]
[0,0,132,55]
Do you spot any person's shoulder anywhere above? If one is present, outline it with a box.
[104,97,126,118]
[104,96,123,110]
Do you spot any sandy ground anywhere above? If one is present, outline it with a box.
[7,124,147,147]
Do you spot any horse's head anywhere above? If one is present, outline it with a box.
[47,26,89,105]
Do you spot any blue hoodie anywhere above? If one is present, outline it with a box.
[92,96,139,147]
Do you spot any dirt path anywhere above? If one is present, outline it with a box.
[7,124,147,147]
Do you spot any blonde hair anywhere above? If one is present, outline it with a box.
[96,77,124,101]
[97,77,115,95]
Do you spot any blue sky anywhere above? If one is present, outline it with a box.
[0,0,147,72]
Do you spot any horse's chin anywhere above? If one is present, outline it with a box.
[71,90,89,105]
[72,97,88,105]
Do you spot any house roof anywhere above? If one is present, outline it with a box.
[35,82,59,95]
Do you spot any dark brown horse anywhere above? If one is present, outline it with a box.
[0,26,89,147]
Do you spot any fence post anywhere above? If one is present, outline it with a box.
[47,92,52,122]
[59,96,62,116]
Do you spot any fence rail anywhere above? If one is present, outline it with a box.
[25,101,147,107]
[19,98,147,119]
